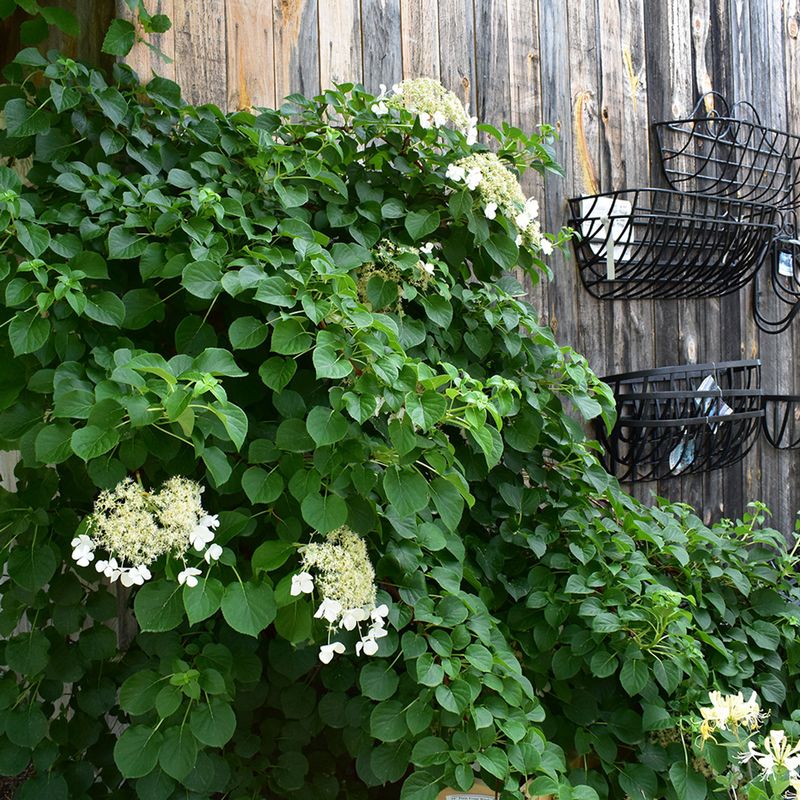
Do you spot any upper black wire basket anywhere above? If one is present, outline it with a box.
[596,360,763,482]
[654,92,800,210]
[762,395,800,450]
[568,189,777,300]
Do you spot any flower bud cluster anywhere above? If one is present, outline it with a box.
[446,152,554,255]
[72,476,222,588]
[383,78,478,144]
[290,526,389,663]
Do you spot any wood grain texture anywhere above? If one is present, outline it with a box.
[226,0,275,110]
[537,0,571,339]
[318,0,362,87]
[437,0,476,111]
[399,0,440,78]
[362,0,403,92]
[753,0,793,530]
[507,0,546,318]
[173,0,226,106]
[116,0,175,81]
[273,0,320,101]
[597,0,653,504]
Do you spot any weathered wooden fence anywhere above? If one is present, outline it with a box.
[5,1,798,532]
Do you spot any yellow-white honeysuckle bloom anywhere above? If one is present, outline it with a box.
[699,690,764,740]
[741,730,800,778]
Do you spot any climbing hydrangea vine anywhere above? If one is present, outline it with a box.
[1,21,800,800]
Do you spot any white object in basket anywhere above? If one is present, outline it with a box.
[580,196,634,280]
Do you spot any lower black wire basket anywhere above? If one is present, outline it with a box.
[568,189,777,299]
[596,360,763,482]
[762,395,800,450]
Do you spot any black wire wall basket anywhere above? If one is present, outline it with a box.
[596,360,763,482]
[568,189,777,300]
[654,92,800,209]
[762,395,800,450]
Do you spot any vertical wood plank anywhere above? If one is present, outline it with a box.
[643,0,703,511]
[273,0,320,101]
[537,0,573,346]
[0,452,18,492]
[117,0,175,81]
[172,0,226,107]
[784,0,800,534]
[750,0,792,534]
[728,0,760,514]
[474,0,511,134]
[400,0,440,78]
[437,0,477,110]
[361,0,403,92]
[318,0,363,87]
[506,0,547,330]
[565,0,608,373]
[596,0,652,504]
[696,0,740,522]
[226,0,276,110]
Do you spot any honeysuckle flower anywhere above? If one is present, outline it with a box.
[204,543,223,563]
[291,571,315,596]
[314,597,343,623]
[319,641,346,664]
[465,168,482,190]
[741,730,800,778]
[71,535,95,567]
[419,242,435,255]
[541,238,554,256]
[484,202,497,220]
[699,690,764,741]
[446,163,465,182]
[418,111,433,129]
[178,567,202,588]
[190,514,219,550]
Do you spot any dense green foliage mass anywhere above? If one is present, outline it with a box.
[0,30,799,800]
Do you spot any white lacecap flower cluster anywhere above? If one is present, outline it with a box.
[72,477,222,588]
[445,152,554,255]
[289,526,389,662]
[376,79,478,145]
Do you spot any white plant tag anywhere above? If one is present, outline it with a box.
[669,435,696,475]
[778,248,796,278]
[580,197,634,279]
